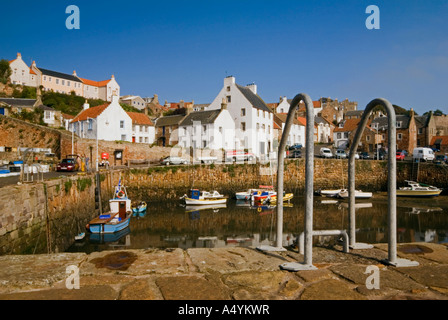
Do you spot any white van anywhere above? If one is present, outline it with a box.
[412,147,435,161]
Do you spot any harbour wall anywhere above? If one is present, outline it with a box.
[124,159,448,202]
[0,171,118,255]
[0,159,447,255]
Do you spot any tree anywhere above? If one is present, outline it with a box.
[0,59,12,84]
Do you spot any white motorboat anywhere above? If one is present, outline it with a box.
[317,189,343,198]
[337,189,373,199]
[182,189,227,205]
[397,181,442,198]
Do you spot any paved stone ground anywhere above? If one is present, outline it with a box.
[0,242,447,302]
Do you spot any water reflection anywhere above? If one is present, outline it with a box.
[66,196,448,253]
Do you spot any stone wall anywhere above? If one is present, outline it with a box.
[0,114,172,164]
[123,159,448,202]
[1,159,446,255]
[0,171,116,255]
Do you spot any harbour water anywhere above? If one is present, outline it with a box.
[67,194,448,254]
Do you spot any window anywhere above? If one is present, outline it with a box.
[337,133,341,139]
[56,79,59,84]
[88,119,93,130]
[226,96,231,103]
[121,135,126,141]
[120,121,125,129]
[67,81,70,86]
[203,140,207,148]
[241,122,246,132]
[418,128,423,134]
[219,127,223,133]
[241,108,246,117]
[397,133,402,140]
[396,121,402,128]
[366,135,371,141]
[256,123,260,130]
[62,80,65,85]
[203,125,207,134]
[226,86,231,92]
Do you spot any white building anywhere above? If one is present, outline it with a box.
[120,95,147,111]
[178,101,235,151]
[8,53,37,87]
[128,112,155,144]
[273,113,306,147]
[207,76,274,157]
[79,75,120,102]
[315,116,333,143]
[274,96,291,114]
[70,95,132,142]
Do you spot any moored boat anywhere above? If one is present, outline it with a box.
[132,201,147,214]
[87,180,132,234]
[337,189,373,199]
[267,193,294,204]
[236,186,274,201]
[397,181,442,198]
[316,189,343,198]
[183,189,227,205]
[252,187,277,203]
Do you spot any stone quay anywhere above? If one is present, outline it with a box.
[0,242,447,301]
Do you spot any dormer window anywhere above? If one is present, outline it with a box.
[396,121,402,128]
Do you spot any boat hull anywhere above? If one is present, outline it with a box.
[184,198,227,205]
[89,216,131,234]
[318,189,342,197]
[337,190,373,199]
[396,190,442,197]
[235,192,251,200]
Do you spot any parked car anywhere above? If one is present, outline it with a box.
[289,144,303,151]
[319,148,333,158]
[412,147,435,162]
[288,150,302,158]
[434,154,448,165]
[396,151,406,161]
[374,151,387,160]
[56,157,79,172]
[347,151,360,160]
[397,149,408,157]
[225,150,255,162]
[161,156,189,165]
[359,152,370,160]
[335,149,347,159]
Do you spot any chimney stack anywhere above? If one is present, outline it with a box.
[83,99,90,110]
[221,98,228,110]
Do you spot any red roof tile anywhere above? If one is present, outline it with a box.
[333,119,361,132]
[127,112,153,126]
[71,103,110,122]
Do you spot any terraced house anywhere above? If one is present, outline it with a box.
[7,52,120,102]
[206,76,274,158]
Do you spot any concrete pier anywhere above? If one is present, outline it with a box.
[0,242,447,301]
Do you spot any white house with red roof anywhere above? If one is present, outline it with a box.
[69,95,155,144]
[7,52,120,102]
[79,75,120,102]
[128,112,155,144]
[70,95,132,142]
[8,53,37,87]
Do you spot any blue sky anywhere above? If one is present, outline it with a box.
[1,0,447,115]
